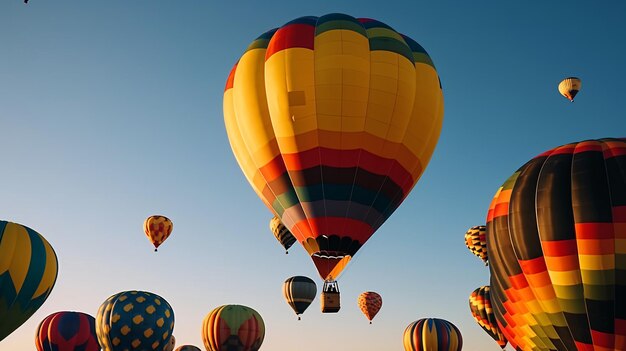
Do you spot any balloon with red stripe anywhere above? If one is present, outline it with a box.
[403,318,462,351]
[201,304,264,351]
[35,311,99,351]
[486,138,626,350]
[224,13,443,281]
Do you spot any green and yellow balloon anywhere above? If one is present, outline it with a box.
[95,290,175,351]
[0,220,58,341]
[202,304,264,351]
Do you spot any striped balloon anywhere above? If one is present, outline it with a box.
[202,304,264,351]
[174,346,201,351]
[468,286,507,349]
[0,220,58,341]
[144,215,173,251]
[403,318,463,351]
[486,138,626,350]
[224,13,443,281]
[357,291,382,323]
[283,276,316,319]
[464,225,488,265]
[96,290,175,351]
[35,311,99,351]
[269,216,296,254]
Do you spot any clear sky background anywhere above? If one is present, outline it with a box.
[1,1,625,350]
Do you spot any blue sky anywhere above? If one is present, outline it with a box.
[1,1,625,350]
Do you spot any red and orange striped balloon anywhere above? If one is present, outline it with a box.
[224,13,443,280]
[486,138,626,350]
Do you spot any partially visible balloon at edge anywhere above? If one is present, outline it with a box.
[0,220,58,342]
[35,311,99,351]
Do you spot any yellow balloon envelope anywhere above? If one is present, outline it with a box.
[224,13,443,280]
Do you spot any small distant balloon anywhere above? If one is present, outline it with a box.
[269,216,296,254]
[144,215,173,251]
[165,335,176,351]
[283,276,316,319]
[35,311,99,351]
[357,291,382,324]
[464,225,488,265]
[558,77,581,102]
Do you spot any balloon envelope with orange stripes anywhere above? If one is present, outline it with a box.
[486,138,626,351]
[224,13,443,281]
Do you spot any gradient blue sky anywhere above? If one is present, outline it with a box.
[1,1,625,350]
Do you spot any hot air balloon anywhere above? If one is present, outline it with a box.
[224,13,444,284]
[270,216,296,254]
[486,138,626,351]
[95,290,175,351]
[201,304,264,351]
[144,215,173,251]
[0,220,58,342]
[558,77,581,102]
[464,225,488,265]
[357,291,382,324]
[403,318,462,351]
[35,311,99,351]
[175,346,201,351]
[165,335,176,351]
[468,286,507,349]
[283,276,316,319]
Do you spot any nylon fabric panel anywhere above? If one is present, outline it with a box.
[604,139,626,349]
[536,146,593,349]
[571,141,616,349]
[229,33,312,243]
[487,172,557,350]
[510,156,575,349]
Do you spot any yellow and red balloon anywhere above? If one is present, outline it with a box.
[144,215,173,251]
[224,13,443,280]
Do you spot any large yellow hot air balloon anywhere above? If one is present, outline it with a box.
[0,220,58,341]
[558,77,581,102]
[224,13,443,282]
[486,138,626,350]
